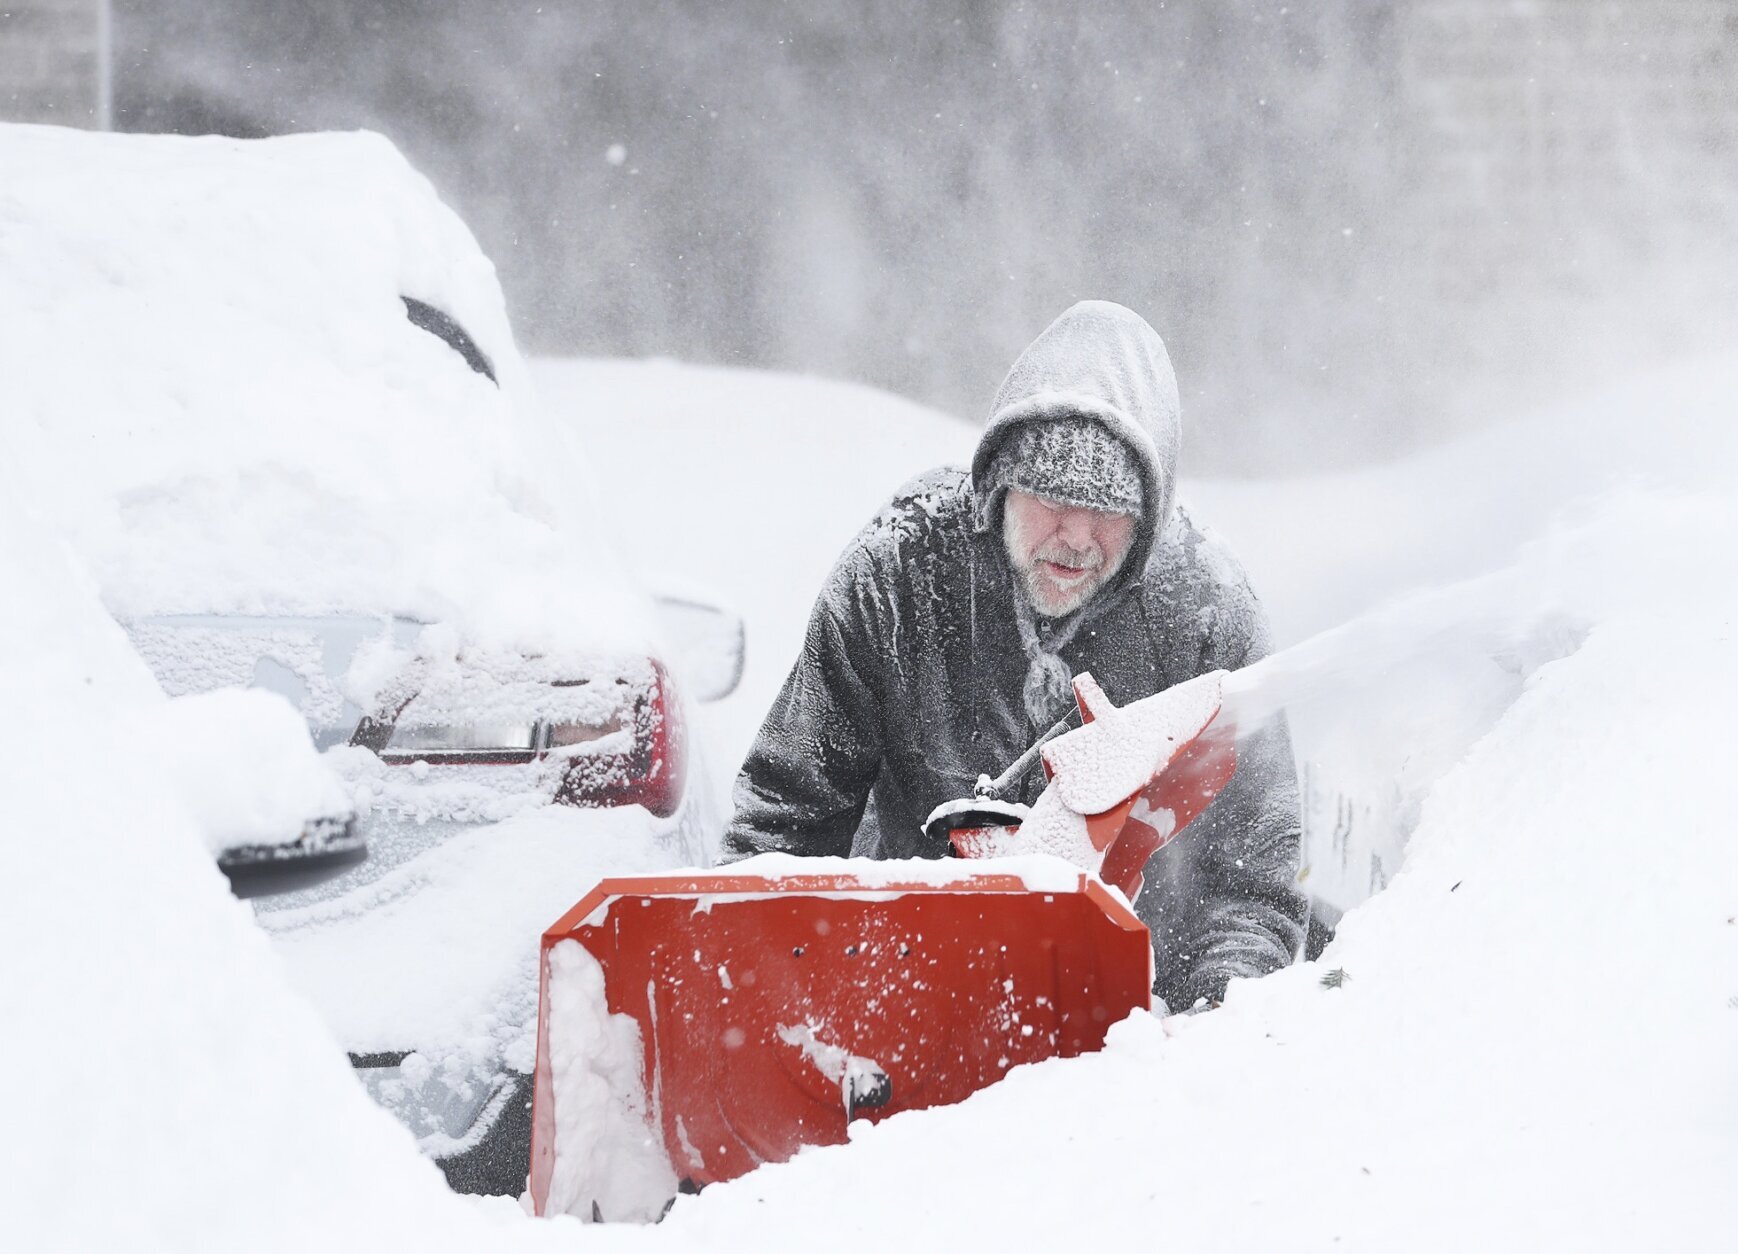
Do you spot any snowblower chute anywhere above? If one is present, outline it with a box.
[528,669,1236,1213]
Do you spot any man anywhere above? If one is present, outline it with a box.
[725,300,1305,1011]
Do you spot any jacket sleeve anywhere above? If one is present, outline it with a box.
[723,551,887,860]
[1165,564,1308,1010]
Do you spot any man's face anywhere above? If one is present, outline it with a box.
[1002,489,1137,618]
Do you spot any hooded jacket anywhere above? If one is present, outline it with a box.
[725,301,1306,1009]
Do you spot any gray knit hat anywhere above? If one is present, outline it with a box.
[979,416,1145,523]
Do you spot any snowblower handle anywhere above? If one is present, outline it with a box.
[977,709,1081,800]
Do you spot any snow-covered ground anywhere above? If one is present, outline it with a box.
[7,335,1735,1246]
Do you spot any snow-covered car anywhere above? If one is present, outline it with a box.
[0,122,739,1195]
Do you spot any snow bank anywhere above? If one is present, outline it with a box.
[0,123,647,656]
[0,478,586,1252]
[1196,352,1738,910]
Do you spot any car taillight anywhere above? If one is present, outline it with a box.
[555,662,686,819]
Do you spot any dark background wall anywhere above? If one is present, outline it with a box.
[109,1,1738,472]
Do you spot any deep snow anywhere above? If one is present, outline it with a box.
[5,346,1735,1249]
[0,467,579,1254]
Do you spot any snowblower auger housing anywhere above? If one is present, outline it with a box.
[528,865,1152,1209]
[529,670,1242,1214]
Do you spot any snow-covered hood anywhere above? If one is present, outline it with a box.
[970,300,1182,586]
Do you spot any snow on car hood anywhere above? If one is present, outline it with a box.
[0,123,648,658]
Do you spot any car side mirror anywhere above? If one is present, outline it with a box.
[653,594,745,703]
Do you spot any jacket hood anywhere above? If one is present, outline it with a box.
[971,301,1182,585]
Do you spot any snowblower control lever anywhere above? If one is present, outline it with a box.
[975,708,1082,800]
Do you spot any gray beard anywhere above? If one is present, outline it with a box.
[999,509,1137,724]
[1003,539,1115,727]
[1005,535,1124,619]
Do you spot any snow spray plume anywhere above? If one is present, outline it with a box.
[1217,560,1590,910]
[1221,572,1588,741]
[1254,491,1738,712]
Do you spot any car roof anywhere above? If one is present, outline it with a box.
[0,124,650,657]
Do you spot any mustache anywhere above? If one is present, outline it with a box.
[1032,540,1104,570]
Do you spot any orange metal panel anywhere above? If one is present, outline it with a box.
[530,870,1151,1212]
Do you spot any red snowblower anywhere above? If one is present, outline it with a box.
[528,669,1236,1214]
